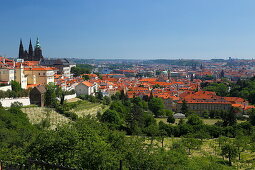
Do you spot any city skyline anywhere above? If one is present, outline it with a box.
[1,0,255,59]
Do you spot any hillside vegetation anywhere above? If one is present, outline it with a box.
[22,107,71,129]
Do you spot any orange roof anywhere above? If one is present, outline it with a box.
[82,74,98,77]
[232,104,255,110]
[224,97,245,103]
[27,84,39,89]
[81,81,94,87]
[140,78,157,82]
[54,74,62,78]
[150,82,172,86]
[23,61,39,66]
[24,67,56,71]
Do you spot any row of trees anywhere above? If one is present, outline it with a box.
[0,81,30,99]
[70,64,93,77]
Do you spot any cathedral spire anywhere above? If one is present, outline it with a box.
[35,37,41,48]
[19,39,24,59]
[34,37,43,61]
[28,38,33,60]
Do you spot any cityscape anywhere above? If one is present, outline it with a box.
[1,0,255,169]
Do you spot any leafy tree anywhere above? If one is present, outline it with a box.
[148,97,164,117]
[203,82,229,96]
[0,106,37,162]
[181,100,188,115]
[11,80,22,92]
[102,96,111,105]
[202,110,209,118]
[165,109,173,116]
[144,124,159,144]
[45,83,58,108]
[143,112,157,128]
[82,74,90,80]
[193,130,210,141]
[71,64,92,77]
[110,101,128,118]
[101,109,121,126]
[221,143,238,166]
[159,129,167,148]
[126,104,144,135]
[181,136,202,154]
[221,107,237,126]
[167,114,175,124]
[178,124,193,137]
[229,77,255,104]
[55,86,63,98]
[186,114,203,126]
[207,125,222,138]
[178,118,185,125]
[248,108,255,126]
[234,132,249,160]
[96,90,103,100]
[111,91,121,101]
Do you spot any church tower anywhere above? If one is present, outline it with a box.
[28,39,34,60]
[19,39,24,59]
[34,37,43,61]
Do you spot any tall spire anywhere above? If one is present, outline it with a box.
[34,37,43,61]
[28,38,33,60]
[19,39,24,59]
[35,37,41,48]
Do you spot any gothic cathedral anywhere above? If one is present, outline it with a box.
[19,38,44,61]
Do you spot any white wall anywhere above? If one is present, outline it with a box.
[64,94,77,100]
[0,97,30,107]
[0,85,11,91]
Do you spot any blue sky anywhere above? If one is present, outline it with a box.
[1,0,255,59]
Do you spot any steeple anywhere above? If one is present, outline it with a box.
[19,39,24,59]
[35,37,41,49]
[28,38,33,60]
[34,37,43,61]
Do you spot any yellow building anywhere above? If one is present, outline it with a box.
[0,67,15,83]
[24,67,56,85]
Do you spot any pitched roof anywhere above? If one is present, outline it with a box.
[24,67,56,71]
[33,85,46,93]
[81,81,94,87]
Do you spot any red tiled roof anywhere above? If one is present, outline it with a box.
[81,81,94,87]
[24,67,56,71]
